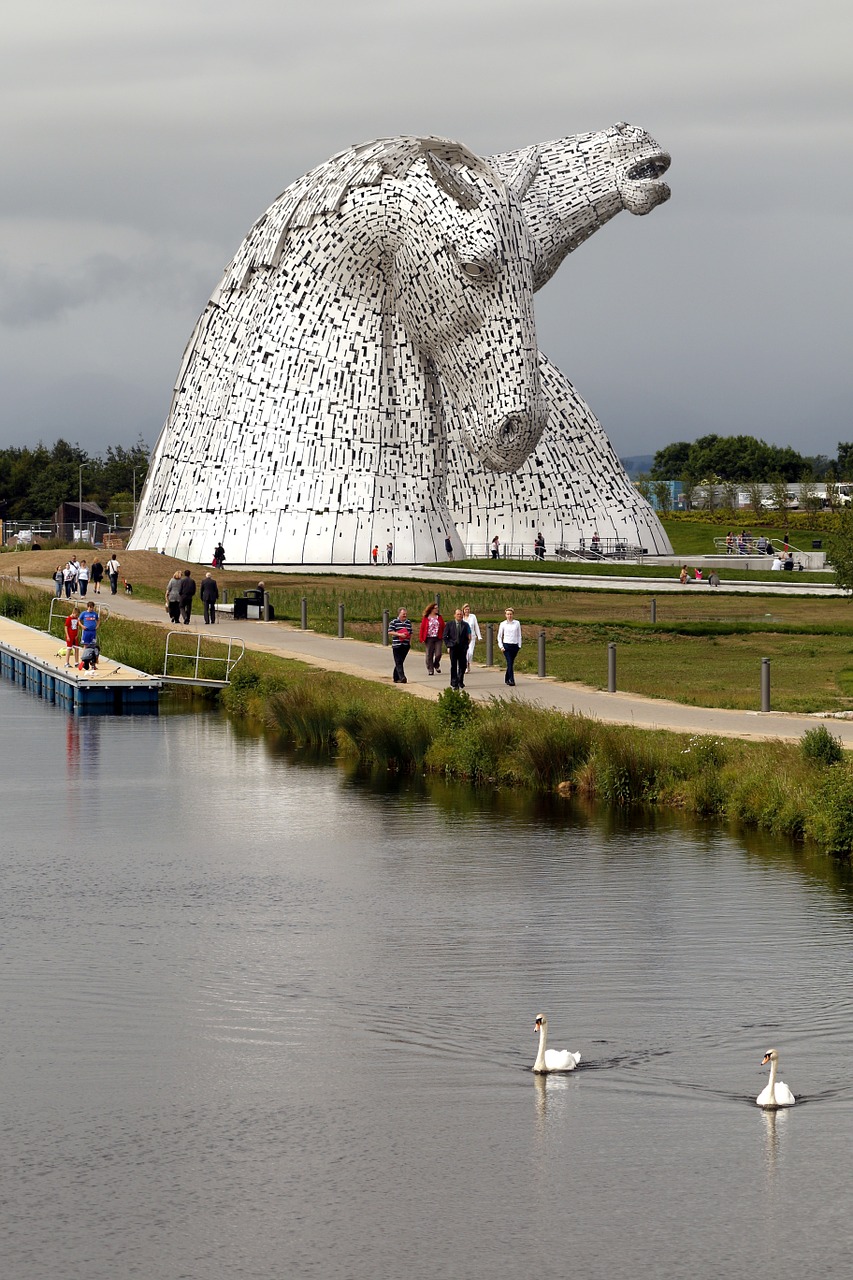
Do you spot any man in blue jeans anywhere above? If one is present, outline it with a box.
[497,607,522,686]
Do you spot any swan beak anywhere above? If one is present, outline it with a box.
[761,1054,771,1066]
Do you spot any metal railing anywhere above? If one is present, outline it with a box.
[162,631,245,686]
[464,539,643,562]
[712,537,801,558]
[48,597,110,636]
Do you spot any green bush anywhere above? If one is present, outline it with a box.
[801,725,845,767]
[436,687,477,732]
[805,763,853,857]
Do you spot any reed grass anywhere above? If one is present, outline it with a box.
[3,586,853,859]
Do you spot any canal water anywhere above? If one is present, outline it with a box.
[1,681,852,1280]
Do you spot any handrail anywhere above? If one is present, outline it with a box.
[162,631,245,685]
[48,597,110,636]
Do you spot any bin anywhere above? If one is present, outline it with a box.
[812,539,822,550]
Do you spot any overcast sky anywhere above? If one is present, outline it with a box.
[2,0,851,464]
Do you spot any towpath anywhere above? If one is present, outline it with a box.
[24,576,853,747]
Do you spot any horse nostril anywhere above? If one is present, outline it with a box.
[500,415,521,444]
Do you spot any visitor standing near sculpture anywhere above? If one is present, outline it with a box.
[178,569,196,624]
[497,608,522,687]
[419,603,445,676]
[462,603,481,672]
[388,608,412,683]
[443,608,471,691]
[201,572,219,625]
[106,555,121,595]
[213,543,226,569]
[165,571,183,623]
[90,558,104,594]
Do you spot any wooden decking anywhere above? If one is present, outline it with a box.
[0,616,161,715]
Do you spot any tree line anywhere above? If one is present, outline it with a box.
[650,434,853,484]
[0,439,150,523]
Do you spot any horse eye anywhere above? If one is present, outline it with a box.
[461,261,485,279]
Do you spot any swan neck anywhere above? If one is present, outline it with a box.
[533,1023,547,1072]
[767,1056,777,1103]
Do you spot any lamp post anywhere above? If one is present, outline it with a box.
[78,463,87,545]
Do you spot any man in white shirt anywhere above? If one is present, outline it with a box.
[497,607,522,687]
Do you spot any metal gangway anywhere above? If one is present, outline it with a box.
[162,631,245,687]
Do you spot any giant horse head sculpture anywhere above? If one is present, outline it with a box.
[131,137,546,563]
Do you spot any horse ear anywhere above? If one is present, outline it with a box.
[502,146,541,201]
[425,152,481,210]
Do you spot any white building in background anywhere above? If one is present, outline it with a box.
[130,127,674,564]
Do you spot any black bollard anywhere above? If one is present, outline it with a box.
[608,642,617,693]
[538,630,546,678]
[301,597,307,630]
[650,597,656,624]
[338,602,345,639]
[761,657,771,712]
[434,592,440,612]
[222,588,228,605]
[382,609,389,646]
[486,622,494,667]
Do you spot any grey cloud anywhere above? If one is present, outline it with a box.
[0,253,213,327]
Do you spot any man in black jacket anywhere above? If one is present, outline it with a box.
[443,608,471,690]
[178,569,196,624]
[200,572,219,624]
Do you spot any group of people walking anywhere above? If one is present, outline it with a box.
[54,555,122,597]
[165,569,220,624]
[388,603,522,689]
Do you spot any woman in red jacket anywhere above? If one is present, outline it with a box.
[419,603,445,676]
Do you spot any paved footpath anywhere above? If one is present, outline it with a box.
[28,577,853,747]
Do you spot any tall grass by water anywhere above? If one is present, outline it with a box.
[4,585,853,858]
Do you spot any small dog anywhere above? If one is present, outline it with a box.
[123,579,133,595]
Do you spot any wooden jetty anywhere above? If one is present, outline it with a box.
[0,616,161,715]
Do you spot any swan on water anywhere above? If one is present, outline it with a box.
[756,1048,796,1108]
[533,1015,581,1073]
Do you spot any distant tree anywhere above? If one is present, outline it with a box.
[652,480,673,515]
[828,505,853,593]
[635,473,652,502]
[651,441,692,479]
[699,479,718,511]
[747,481,764,517]
[679,473,698,511]
[824,474,840,511]
[799,474,821,514]
[769,474,792,513]
[720,481,739,511]
[837,443,853,479]
[803,454,832,480]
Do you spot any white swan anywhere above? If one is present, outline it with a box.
[756,1048,796,1108]
[533,1014,581,1073]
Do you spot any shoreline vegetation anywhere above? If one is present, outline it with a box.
[2,582,853,861]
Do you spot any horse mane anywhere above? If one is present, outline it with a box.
[221,136,493,294]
